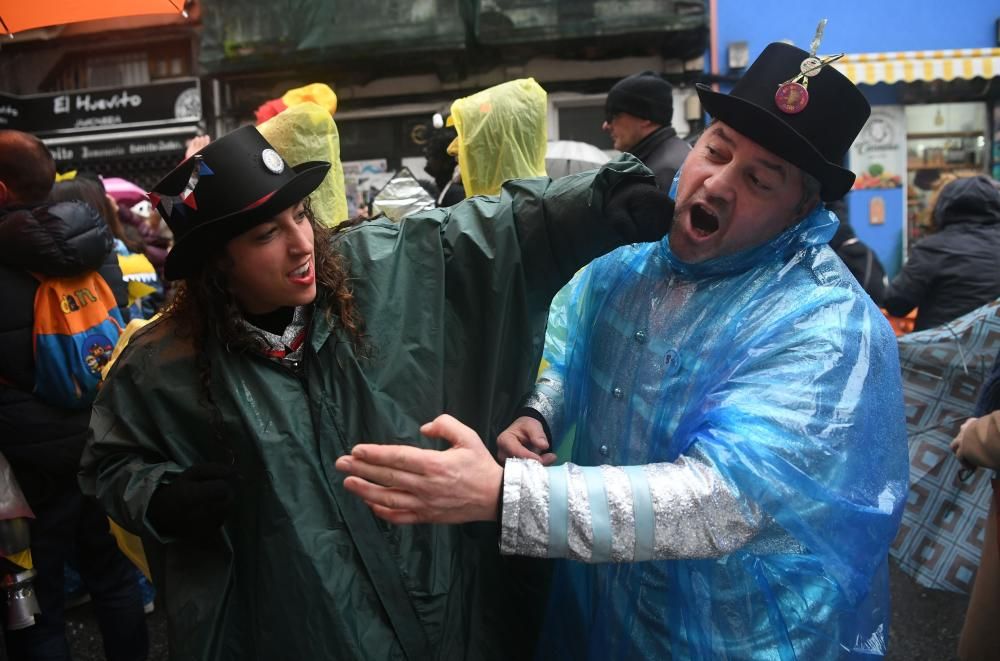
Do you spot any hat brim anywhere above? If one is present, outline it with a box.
[164,161,330,280]
[695,84,855,201]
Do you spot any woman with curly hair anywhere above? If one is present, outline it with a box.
[79,124,671,660]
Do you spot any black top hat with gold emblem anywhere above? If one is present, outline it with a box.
[696,42,870,201]
[150,125,330,280]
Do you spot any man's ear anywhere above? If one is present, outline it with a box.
[0,181,10,207]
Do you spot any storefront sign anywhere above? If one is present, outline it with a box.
[0,92,23,128]
[849,106,906,190]
[47,135,192,164]
[16,80,201,135]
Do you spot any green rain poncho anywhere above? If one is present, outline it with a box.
[80,159,652,660]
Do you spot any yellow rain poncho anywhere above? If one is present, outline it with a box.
[449,78,547,197]
[259,102,349,228]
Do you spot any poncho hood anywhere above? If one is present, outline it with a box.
[933,174,1000,230]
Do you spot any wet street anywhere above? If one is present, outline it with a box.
[886,560,970,660]
[0,558,970,660]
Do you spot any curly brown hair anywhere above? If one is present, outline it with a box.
[165,202,365,354]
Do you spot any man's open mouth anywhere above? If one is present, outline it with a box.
[690,204,720,237]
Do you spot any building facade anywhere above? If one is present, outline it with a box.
[1,1,710,189]
[0,8,203,189]
[1,0,996,247]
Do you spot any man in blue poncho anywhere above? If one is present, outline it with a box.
[337,41,910,659]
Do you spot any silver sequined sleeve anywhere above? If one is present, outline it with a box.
[520,369,565,441]
[500,450,764,562]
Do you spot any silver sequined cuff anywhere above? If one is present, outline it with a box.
[500,453,767,562]
[643,455,763,559]
[500,458,550,558]
[521,371,565,441]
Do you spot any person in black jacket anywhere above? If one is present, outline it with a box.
[827,199,887,306]
[0,129,148,661]
[602,71,691,189]
[884,175,1000,331]
[423,124,466,207]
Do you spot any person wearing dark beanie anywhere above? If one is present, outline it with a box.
[603,71,691,189]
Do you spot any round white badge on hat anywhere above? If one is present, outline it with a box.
[261,148,285,174]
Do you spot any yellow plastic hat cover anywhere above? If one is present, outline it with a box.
[450,78,548,197]
[281,83,338,116]
[258,102,348,227]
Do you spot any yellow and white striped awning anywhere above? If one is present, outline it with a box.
[832,48,999,85]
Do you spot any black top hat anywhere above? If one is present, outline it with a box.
[696,42,870,201]
[150,125,330,280]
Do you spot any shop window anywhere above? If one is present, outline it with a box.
[338,114,435,166]
[41,41,191,92]
[906,102,988,242]
[558,104,613,150]
[147,43,192,80]
[87,52,150,88]
[338,117,399,164]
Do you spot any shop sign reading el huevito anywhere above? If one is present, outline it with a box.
[14,79,201,135]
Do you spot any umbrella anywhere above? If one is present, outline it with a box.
[545,140,610,178]
[0,0,186,37]
[891,299,1000,594]
[102,177,148,206]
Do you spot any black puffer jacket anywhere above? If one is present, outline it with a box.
[0,201,126,507]
[884,175,1000,331]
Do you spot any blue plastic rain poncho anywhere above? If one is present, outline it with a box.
[500,177,910,659]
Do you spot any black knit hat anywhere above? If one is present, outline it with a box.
[605,71,674,126]
[696,42,870,201]
[150,125,330,280]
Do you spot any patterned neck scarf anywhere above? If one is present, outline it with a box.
[238,305,311,370]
